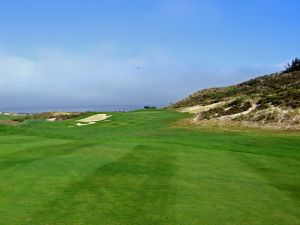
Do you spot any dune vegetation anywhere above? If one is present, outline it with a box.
[170,70,300,129]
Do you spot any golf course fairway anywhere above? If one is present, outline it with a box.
[0,110,299,225]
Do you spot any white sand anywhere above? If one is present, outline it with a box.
[179,101,227,114]
[47,118,57,122]
[218,103,257,120]
[78,114,111,123]
[75,114,111,126]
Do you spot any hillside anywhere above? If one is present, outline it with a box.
[170,71,300,129]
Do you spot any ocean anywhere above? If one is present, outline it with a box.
[0,105,151,114]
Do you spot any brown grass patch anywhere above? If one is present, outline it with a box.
[172,117,300,135]
[0,120,21,125]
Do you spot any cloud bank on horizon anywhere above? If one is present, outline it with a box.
[0,0,299,110]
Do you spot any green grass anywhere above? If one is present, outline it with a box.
[0,109,299,225]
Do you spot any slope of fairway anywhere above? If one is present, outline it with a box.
[0,110,299,225]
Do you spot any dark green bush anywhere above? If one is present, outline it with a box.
[283,58,300,73]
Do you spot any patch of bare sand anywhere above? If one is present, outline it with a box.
[47,118,57,122]
[75,114,111,126]
[218,103,257,120]
[179,101,227,114]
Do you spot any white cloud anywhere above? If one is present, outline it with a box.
[0,47,188,109]
[0,55,35,79]
[0,46,283,111]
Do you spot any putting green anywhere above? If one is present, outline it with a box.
[0,110,299,225]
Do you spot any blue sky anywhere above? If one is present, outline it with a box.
[0,0,299,110]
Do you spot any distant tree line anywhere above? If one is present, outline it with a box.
[283,58,300,73]
[144,105,157,109]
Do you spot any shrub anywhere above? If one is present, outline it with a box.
[144,105,157,109]
[283,58,300,73]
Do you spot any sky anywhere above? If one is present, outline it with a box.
[0,0,299,111]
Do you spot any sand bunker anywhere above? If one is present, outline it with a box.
[76,122,96,126]
[47,118,57,122]
[78,114,111,123]
[75,114,111,126]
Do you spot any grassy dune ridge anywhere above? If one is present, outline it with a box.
[0,109,299,224]
[170,71,300,129]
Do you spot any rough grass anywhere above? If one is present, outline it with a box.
[170,71,300,127]
[170,71,300,109]
[12,112,88,122]
[0,109,299,225]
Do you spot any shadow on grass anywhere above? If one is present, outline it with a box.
[0,141,97,171]
[23,144,177,225]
